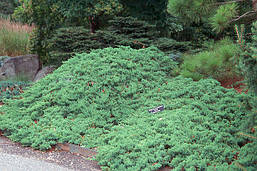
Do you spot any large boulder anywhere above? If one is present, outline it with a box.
[0,54,40,81]
[33,65,56,82]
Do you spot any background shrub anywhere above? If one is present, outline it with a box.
[47,17,190,66]
[47,27,115,66]
[152,37,191,54]
[0,0,17,17]
[180,38,240,81]
[235,22,257,96]
[107,16,159,48]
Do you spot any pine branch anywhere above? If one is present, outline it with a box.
[229,11,257,23]
[238,132,257,139]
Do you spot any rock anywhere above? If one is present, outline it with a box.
[169,53,183,64]
[0,56,9,67]
[0,54,40,81]
[33,66,56,82]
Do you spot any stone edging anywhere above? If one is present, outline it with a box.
[56,143,97,158]
[1,132,98,159]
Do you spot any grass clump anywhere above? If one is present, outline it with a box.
[0,18,33,56]
[0,46,255,170]
[180,38,240,81]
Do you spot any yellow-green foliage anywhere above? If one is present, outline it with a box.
[180,38,240,81]
[210,3,238,33]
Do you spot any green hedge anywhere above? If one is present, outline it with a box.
[0,46,255,170]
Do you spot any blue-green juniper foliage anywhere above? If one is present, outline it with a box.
[0,47,256,170]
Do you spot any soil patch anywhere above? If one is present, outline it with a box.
[219,76,248,94]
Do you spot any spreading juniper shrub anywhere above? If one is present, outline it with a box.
[96,76,256,171]
[0,46,255,170]
[0,46,177,149]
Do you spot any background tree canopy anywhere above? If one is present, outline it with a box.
[168,0,257,33]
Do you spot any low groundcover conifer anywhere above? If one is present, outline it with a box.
[0,46,256,170]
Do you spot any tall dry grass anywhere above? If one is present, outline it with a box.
[0,18,34,56]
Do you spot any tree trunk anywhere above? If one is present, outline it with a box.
[253,0,257,11]
[89,16,98,34]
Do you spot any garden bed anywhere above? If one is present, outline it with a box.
[0,47,256,170]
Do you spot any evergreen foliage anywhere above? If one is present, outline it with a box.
[47,17,190,66]
[210,3,238,33]
[168,0,213,24]
[47,27,115,65]
[119,0,170,34]
[168,0,254,35]
[0,81,30,102]
[0,46,177,149]
[234,22,257,146]
[0,47,255,170]
[0,0,18,17]
[13,0,123,62]
[107,16,159,48]
[152,38,191,54]
[235,22,257,96]
[108,16,190,52]
[97,77,256,170]
[180,38,240,81]
[51,0,123,27]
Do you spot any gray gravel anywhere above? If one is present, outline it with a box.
[0,152,73,171]
[0,136,101,171]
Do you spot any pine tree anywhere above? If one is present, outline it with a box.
[168,0,257,33]
[236,22,257,95]
[107,16,160,49]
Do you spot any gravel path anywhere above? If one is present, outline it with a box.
[0,152,73,171]
[0,136,101,171]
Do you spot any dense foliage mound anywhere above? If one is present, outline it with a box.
[0,46,177,148]
[97,77,256,170]
[0,47,255,170]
